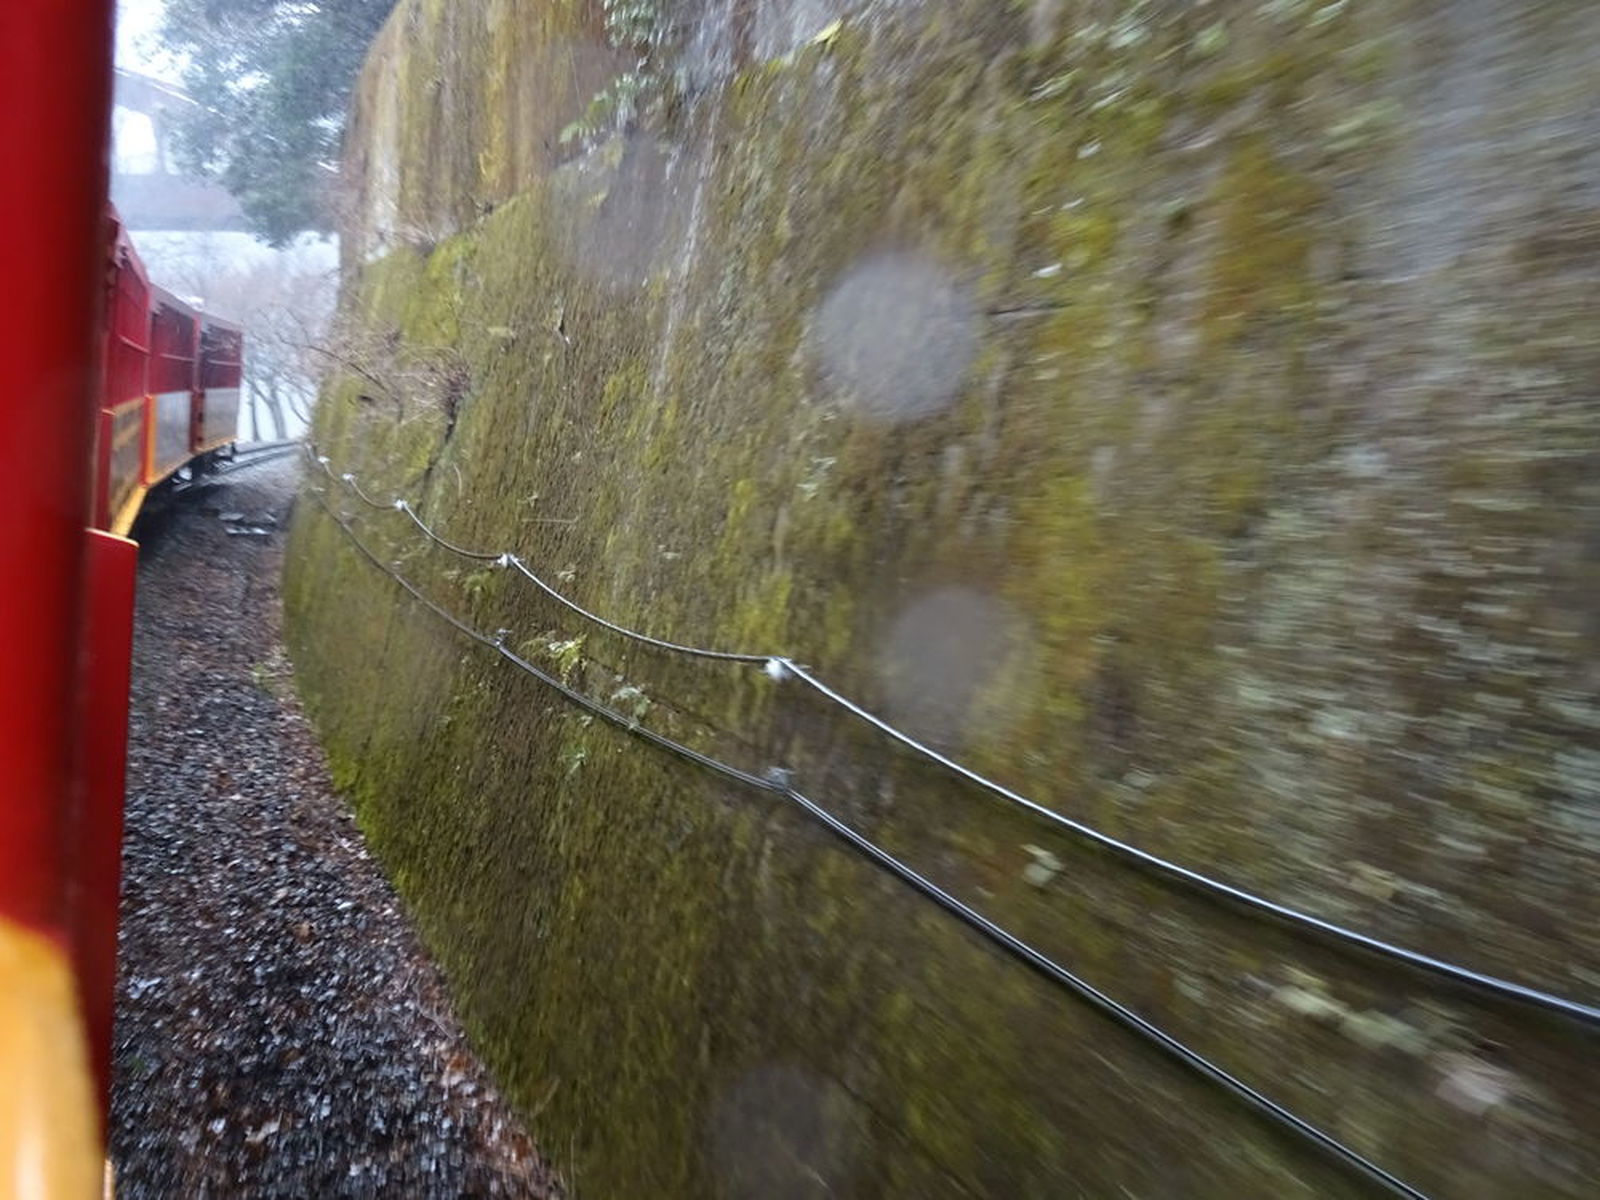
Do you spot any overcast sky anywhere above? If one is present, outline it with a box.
[113,1,178,170]
[117,0,180,81]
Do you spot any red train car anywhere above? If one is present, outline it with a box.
[146,285,199,490]
[97,213,151,534]
[197,314,244,457]
[93,213,247,537]
[1,2,247,1186]
[3,0,122,1190]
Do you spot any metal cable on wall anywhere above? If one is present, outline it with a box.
[305,448,1600,1030]
[305,477,1433,1200]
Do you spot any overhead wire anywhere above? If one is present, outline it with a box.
[774,660,1600,1026]
[304,446,1600,1029]
[780,784,1429,1200]
[502,555,773,663]
[314,452,770,661]
[349,480,394,511]
[396,500,504,563]
[306,478,1431,1200]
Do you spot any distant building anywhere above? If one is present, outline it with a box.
[112,68,248,232]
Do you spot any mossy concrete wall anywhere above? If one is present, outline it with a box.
[285,1,1600,1195]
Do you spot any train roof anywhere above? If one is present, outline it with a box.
[200,311,243,335]
[147,284,200,320]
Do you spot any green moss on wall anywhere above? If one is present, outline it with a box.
[285,1,1600,1196]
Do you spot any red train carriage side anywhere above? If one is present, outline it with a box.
[97,212,151,534]
[196,314,244,457]
[92,226,246,538]
[2,0,122,1189]
[0,1,249,1172]
[146,285,200,491]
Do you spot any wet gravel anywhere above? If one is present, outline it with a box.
[110,457,560,1199]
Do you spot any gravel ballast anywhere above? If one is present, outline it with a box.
[109,457,560,1198]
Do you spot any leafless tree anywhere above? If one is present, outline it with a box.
[136,234,337,441]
